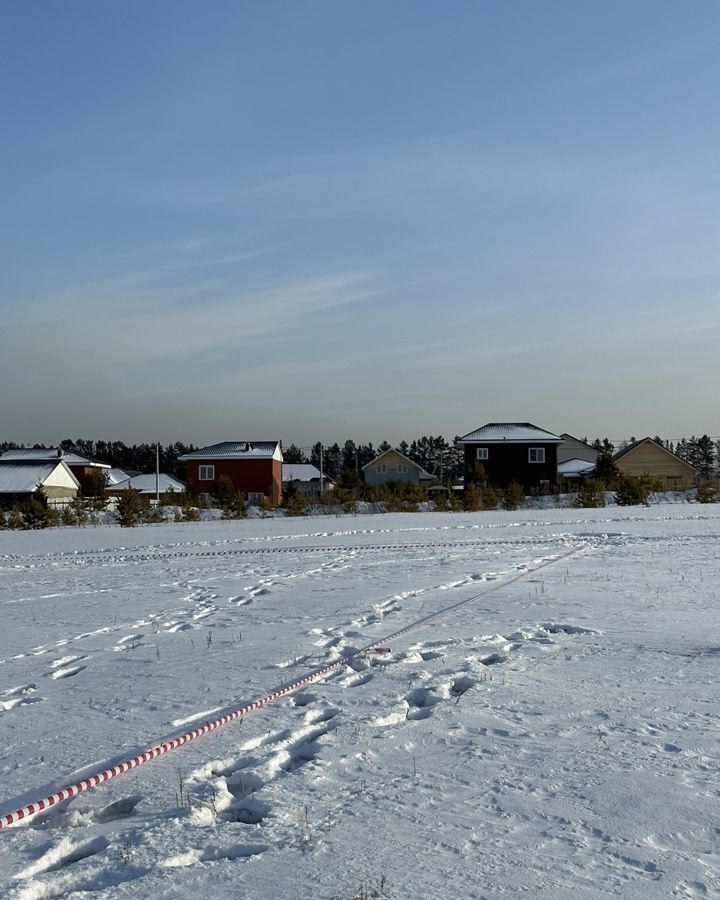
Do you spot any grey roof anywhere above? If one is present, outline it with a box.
[178,442,281,461]
[0,448,110,468]
[110,474,185,494]
[0,461,78,493]
[457,423,562,444]
[283,464,328,483]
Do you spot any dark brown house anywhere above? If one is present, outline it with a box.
[179,441,283,506]
[456,422,562,492]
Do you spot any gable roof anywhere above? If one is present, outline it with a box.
[0,461,80,493]
[613,437,699,472]
[0,448,110,468]
[457,423,562,444]
[361,448,435,480]
[178,442,282,462]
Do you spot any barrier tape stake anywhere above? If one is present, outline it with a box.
[0,545,586,830]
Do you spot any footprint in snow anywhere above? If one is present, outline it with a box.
[51,665,87,680]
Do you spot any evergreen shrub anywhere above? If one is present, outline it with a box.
[696,480,720,503]
[575,479,606,508]
[502,482,525,511]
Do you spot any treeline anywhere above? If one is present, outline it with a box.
[2,432,719,481]
[0,439,197,480]
[284,436,464,481]
[609,435,719,478]
[0,435,465,482]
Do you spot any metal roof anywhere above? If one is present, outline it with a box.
[0,461,79,493]
[557,458,596,477]
[109,474,185,494]
[457,423,562,444]
[178,442,282,461]
[0,448,110,468]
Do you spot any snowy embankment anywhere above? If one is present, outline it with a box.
[0,507,718,898]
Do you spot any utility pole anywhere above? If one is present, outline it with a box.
[155,442,160,505]
[319,443,324,496]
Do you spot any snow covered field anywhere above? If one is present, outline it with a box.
[1,507,718,899]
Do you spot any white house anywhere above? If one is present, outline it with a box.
[0,460,80,506]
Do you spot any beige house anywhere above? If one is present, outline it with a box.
[613,438,698,490]
[362,449,435,487]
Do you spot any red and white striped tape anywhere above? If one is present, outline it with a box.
[0,546,584,830]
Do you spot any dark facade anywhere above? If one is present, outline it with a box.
[457,423,563,493]
[463,442,558,491]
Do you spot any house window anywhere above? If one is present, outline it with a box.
[377,464,387,473]
[397,464,407,473]
[198,465,215,480]
[528,448,545,464]
[476,448,488,460]
[248,492,264,505]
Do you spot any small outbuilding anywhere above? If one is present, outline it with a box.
[107,473,185,497]
[282,464,334,498]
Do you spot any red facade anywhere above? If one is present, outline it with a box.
[185,458,282,506]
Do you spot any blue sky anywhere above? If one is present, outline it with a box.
[3,1,720,446]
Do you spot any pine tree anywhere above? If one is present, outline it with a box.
[117,489,144,527]
[593,453,620,489]
[687,435,716,477]
[283,443,307,464]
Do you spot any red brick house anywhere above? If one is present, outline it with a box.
[178,442,283,506]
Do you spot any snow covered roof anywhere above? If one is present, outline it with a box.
[179,442,282,461]
[107,467,130,485]
[0,461,80,493]
[558,458,596,477]
[282,464,328,483]
[457,423,562,444]
[0,448,110,468]
[109,474,185,494]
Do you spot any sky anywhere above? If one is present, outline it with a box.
[2,1,720,447]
